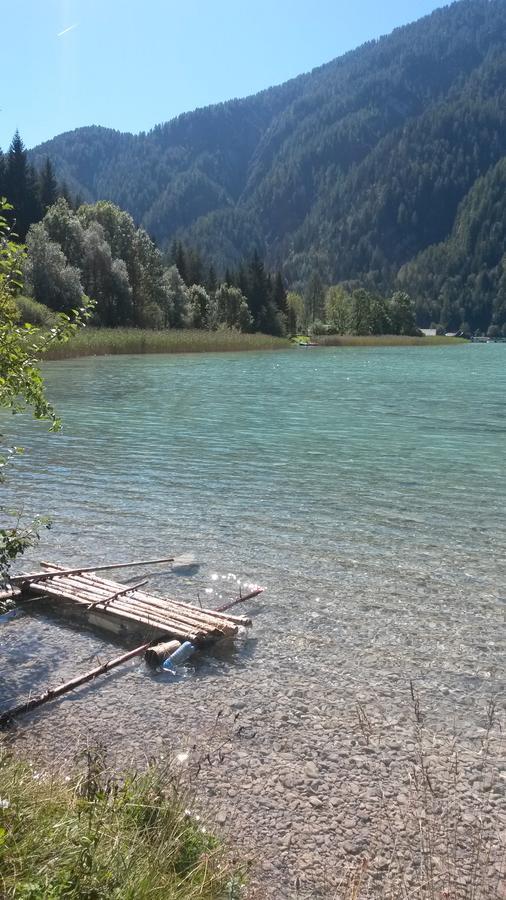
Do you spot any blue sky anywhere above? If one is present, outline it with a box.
[2,0,447,150]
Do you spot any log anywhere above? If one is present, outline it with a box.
[0,642,151,728]
[24,571,167,621]
[38,565,237,626]
[79,575,251,628]
[11,556,177,585]
[26,581,204,641]
[43,575,222,637]
[20,565,257,641]
[41,565,247,629]
[44,570,239,637]
[144,640,181,667]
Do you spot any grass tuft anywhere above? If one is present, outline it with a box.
[0,746,242,899]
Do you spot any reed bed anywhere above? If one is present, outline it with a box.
[315,334,466,348]
[41,329,465,360]
[44,328,290,359]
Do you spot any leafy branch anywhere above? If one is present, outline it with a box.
[0,198,91,587]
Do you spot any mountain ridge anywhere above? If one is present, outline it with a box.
[28,0,506,330]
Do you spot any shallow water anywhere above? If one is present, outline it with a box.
[2,344,505,714]
[1,344,505,890]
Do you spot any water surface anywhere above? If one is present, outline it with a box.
[1,343,505,745]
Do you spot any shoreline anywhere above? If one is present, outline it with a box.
[43,328,466,360]
[3,679,503,899]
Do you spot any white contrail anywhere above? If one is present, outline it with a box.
[57,23,78,37]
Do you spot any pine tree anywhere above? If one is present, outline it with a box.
[206,264,217,295]
[273,271,287,313]
[175,241,188,284]
[5,131,42,239]
[304,272,325,325]
[247,250,269,327]
[59,181,72,205]
[237,263,248,297]
[38,158,58,211]
[169,239,178,267]
[186,246,203,286]
[0,149,5,198]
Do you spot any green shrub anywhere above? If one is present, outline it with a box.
[15,295,58,327]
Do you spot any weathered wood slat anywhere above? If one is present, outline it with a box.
[48,574,224,637]
[42,566,241,635]
[60,567,239,624]
[26,581,203,642]
[89,593,213,638]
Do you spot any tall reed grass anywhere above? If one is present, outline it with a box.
[315,334,466,347]
[41,328,466,360]
[44,328,290,359]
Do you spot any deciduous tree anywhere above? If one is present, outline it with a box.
[0,201,89,580]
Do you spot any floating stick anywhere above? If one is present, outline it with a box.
[215,587,263,612]
[0,642,152,728]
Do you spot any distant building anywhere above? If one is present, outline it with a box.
[420,328,437,336]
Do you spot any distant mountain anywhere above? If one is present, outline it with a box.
[29,0,506,330]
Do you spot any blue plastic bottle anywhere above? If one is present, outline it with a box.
[162,641,196,672]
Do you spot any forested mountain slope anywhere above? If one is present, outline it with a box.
[399,156,506,331]
[29,0,506,329]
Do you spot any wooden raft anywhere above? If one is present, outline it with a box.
[23,563,251,644]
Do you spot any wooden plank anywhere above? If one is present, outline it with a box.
[87,579,149,610]
[88,575,228,625]
[66,568,232,624]
[25,563,252,642]
[123,591,237,635]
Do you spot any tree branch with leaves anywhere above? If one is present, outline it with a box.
[0,198,91,587]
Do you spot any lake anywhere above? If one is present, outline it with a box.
[1,343,505,894]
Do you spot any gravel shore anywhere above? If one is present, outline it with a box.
[3,606,504,899]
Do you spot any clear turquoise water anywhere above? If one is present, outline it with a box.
[1,344,505,754]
